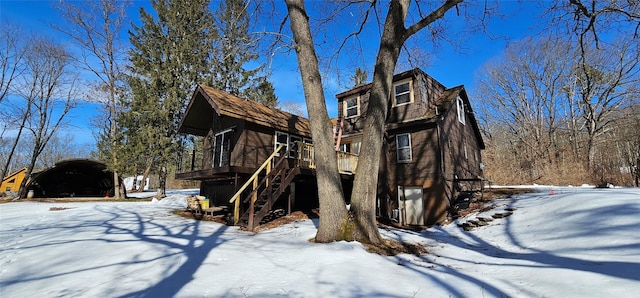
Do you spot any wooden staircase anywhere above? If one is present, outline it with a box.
[229,144,299,231]
[228,142,358,231]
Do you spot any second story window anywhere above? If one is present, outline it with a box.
[457,96,466,125]
[394,81,411,106]
[345,96,359,118]
[275,131,289,157]
[290,135,302,158]
[396,133,412,163]
[213,129,234,167]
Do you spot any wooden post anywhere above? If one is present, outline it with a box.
[288,181,295,215]
[190,149,195,171]
[248,177,258,230]
[266,161,271,188]
[234,195,240,225]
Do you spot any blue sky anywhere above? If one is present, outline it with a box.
[0,0,545,150]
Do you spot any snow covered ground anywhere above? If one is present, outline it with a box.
[1,186,639,297]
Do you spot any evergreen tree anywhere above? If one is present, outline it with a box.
[351,67,368,87]
[210,0,276,106]
[125,0,215,197]
[249,78,278,108]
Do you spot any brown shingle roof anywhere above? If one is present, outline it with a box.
[335,68,443,99]
[178,85,310,137]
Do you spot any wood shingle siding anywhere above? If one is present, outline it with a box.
[336,68,484,226]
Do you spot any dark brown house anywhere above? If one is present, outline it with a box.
[176,68,483,229]
[177,85,344,229]
[335,68,484,225]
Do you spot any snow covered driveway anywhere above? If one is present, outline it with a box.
[1,187,639,297]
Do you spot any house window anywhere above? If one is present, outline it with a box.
[394,81,411,106]
[275,131,289,156]
[396,133,412,162]
[457,96,466,125]
[339,143,350,153]
[213,129,234,167]
[420,79,428,105]
[351,140,361,155]
[464,141,468,160]
[345,96,359,118]
[290,135,302,158]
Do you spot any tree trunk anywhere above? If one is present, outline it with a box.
[285,0,349,243]
[349,0,408,244]
[156,165,167,199]
[1,107,30,183]
[138,157,153,192]
[110,87,124,199]
[18,140,41,199]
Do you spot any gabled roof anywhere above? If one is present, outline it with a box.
[335,68,445,99]
[2,167,27,182]
[342,70,486,150]
[445,86,486,150]
[178,85,311,137]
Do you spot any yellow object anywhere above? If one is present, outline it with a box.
[201,199,209,210]
[1,167,28,192]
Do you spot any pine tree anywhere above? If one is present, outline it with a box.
[351,67,368,87]
[125,0,215,198]
[248,78,278,108]
[209,0,277,107]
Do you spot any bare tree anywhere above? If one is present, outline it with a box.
[54,0,130,199]
[37,133,91,168]
[15,37,77,198]
[286,0,465,244]
[475,36,574,182]
[476,34,640,185]
[0,24,25,104]
[0,24,27,181]
[571,37,640,168]
[286,0,349,242]
[550,0,640,48]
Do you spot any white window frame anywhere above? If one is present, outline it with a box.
[420,79,428,105]
[396,133,412,163]
[457,96,466,125]
[393,80,412,107]
[344,96,359,118]
[213,128,234,167]
[290,135,302,159]
[464,141,468,160]
[351,139,361,155]
[275,131,289,157]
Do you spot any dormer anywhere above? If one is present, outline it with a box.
[336,68,448,134]
[392,79,413,107]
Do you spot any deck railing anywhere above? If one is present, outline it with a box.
[297,142,358,174]
[228,144,286,225]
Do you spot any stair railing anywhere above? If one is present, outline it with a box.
[229,144,285,225]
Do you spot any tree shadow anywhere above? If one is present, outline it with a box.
[93,206,230,298]
[376,189,640,296]
[439,191,639,280]
[0,203,230,297]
